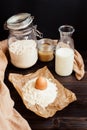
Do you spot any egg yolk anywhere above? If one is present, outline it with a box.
[35,76,47,90]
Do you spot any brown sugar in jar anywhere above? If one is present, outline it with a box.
[38,39,54,62]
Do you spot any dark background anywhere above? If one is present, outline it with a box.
[0,0,87,51]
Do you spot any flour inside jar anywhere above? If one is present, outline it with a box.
[9,40,38,68]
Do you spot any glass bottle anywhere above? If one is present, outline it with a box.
[55,25,75,76]
[4,13,42,68]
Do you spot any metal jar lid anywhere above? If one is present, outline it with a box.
[5,13,34,30]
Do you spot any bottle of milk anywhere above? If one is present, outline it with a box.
[55,25,75,76]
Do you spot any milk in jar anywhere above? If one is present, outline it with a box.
[55,25,75,76]
[55,47,74,76]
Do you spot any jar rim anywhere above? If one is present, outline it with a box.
[58,25,75,34]
[38,38,55,51]
[6,13,34,30]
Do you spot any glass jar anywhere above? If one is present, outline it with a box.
[55,25,75,76]
[4,13,42,68]
[38,38,54,62]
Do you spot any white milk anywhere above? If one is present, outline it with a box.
[9,40,38,68]
[55,48,74,76]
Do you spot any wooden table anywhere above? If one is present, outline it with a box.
[4,51,87,130]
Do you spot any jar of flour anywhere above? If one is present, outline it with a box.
[5,13,42,68]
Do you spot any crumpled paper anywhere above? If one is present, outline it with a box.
[73,49,85,80]
[0,49,8,80]
[9,66,77,118]
[0,48,31,130]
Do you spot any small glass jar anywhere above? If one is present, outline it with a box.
[55,25,75,76]
[38,38,54,62]
[4,13,42,68]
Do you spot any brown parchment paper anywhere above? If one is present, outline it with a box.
[9,66,77,118]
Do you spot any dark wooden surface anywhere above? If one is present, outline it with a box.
[4,51,87,130]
